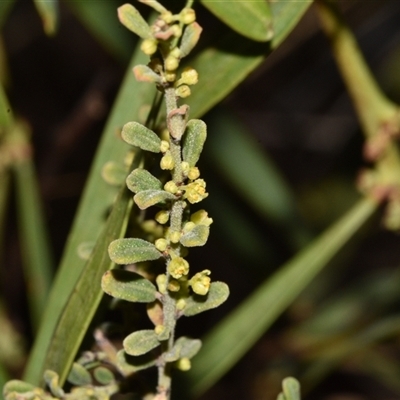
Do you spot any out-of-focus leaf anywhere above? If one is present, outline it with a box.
[185,197,377,396]
[118,4,152,39]
[0,0,14,28]
[24,47,155,386]
[180,22,202,58]
[116,350,157,374]
[33,0,58,35]
[67,1,134,62]
[200,0,273,42]
[134,189,176,210]
[123,330,160,356]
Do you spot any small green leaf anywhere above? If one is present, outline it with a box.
[116,350,157,374]
[133,65,162,84]
[126,168,162,194]
[101,161,127,186]
[134,189,176,210]
[175,337,202,359]
[121,121,161,152]
[200,0,273,42]
[93,367,114,385]
[118,4,152,39]
[67,363,92,386]
[180,22,202,58]
[44,370,64,398]
[180,225,209,247]
[282,377,301,400]
[123,329,160,356]
[102,269,157,303]
[108,238,162,265]
[3,380,37,396]
[182,119,207,167]
[183,282,229,317]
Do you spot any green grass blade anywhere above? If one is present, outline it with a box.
[200,0,273,42]
[0,0,14,28]
[185,197,377,396]
[67,1,134,62]
[13,127,54,331]
[23,48,155,385]
[186,1,312,118]
[42,186,134,386]
[33,0,58,35]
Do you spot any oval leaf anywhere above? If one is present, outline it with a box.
[3,380,37,396]
[67,363,92,386]
[182,119,207,167]
[183,282,229,317]
[282,377,301,400]
[102,161,127,186]
[200,0,273,42]
[118,4,152,39]
[126,168,162,194]
[133,65,162,84]
[101,269,157,303]
[174,336,202,359]
[116,350,157,374]
[123,329,160,356]
[121,121,161,152]
[134,189,176,210]
[180,22,202,58]
[180,225,209,247]
[108,238,162,264]
[93,367,115,385]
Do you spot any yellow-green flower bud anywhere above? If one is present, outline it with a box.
[168,257,189,279]
[160,152,175,170]
[165,55,179,72]
[180,8,196,24]
[160,140,169,153]
[171,24,182,38]
[155,325,166,335]
[156,274,168,294]
[165,71,176,82]
[176,298,186,310]
[191,209,213,226]
[168,279,180,292]
[184,179,208,204]
[142,219,157,233]
[140,38,158,55]
[155,210,170,224]
[183,221,196,233]
[176,357,191,371]
[164,180,178,194]
[169,231,181,244]
[161,129,169,141]
[181,67,198,86]
[170,47,181,58]
[189,270,211,295]
[161,11,174,24]
[175,85,191,98]
[188,166,200,180]
[181,161,190,176]
[155,238,168,252]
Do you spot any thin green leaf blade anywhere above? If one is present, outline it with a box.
[200,0,273,42]
[33,0,58,35]
[185,197,378,396]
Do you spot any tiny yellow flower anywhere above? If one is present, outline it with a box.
[189,270,211,295]
[184,179,208,204]
[155,238,168,252]
[168,257,189,279]
[191,209,213,226]
[160,152,175,170]
[155,210,170,224]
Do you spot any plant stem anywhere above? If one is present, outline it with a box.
[315,0,398,139]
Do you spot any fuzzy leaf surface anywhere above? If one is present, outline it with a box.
[108,238,161,265]
[133,64,162,84]
[182,119,207,167]
[180,225,209,247]
[101,269,157,303]
[282,377,301,400]
[123,330,160,356]
[117,4,152,39]
[93,367,115,385]
[67,363,92,386]
[126,168,162,194]
[174,336,202,359]
[134,189,176,210]
[180,22,202,58]
[121,121,161,152]
[116,350,157,374]
[183,282,229,317]
[200,0,273,42]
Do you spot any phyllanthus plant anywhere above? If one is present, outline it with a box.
[101,1,229,399]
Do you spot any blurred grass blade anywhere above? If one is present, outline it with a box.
[67,1,135,62]
[0,0,14,29]
[206,109,310,249]
[185,197,377,396]
[200,0,273,42]
[12,123,54,331]
[23,48,155,385]
[33,0,58,35]
[42,186,134,386]
[186,1,312,119]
